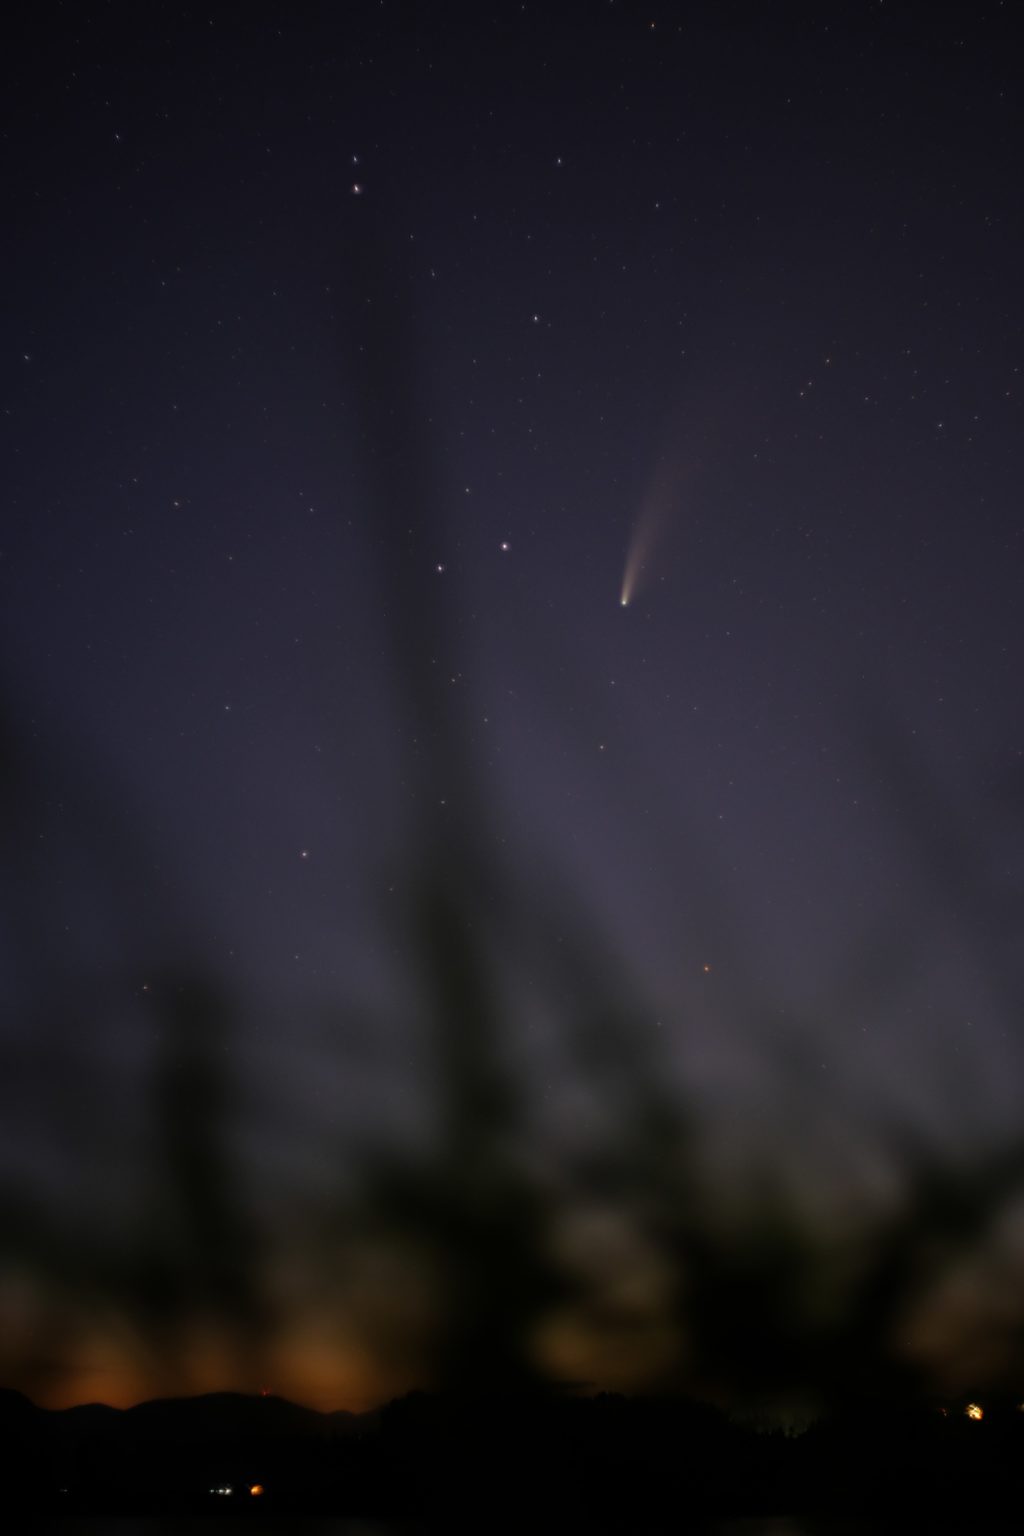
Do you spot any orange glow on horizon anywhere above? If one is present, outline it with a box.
[3,1310,411,1414]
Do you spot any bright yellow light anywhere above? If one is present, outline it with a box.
[249,1484,265,1496]
[965,1402,983,1420]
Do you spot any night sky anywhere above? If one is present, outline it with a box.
[3,0,1023,1418]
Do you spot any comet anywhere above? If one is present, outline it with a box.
[620,467,676,608]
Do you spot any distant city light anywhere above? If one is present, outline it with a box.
[966,1403,983,1421]
[250,1484,265,1497]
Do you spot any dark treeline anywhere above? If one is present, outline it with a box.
[4,1385,1023,1521]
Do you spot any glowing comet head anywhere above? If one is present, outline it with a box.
[620,566,640,605]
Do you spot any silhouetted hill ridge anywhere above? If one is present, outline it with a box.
[4,1387,365,1440]
[0,1387,38,1423]
[127,1390,334,1438]
[5,1384,1024,1517]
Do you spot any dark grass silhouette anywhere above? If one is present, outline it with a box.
[0,667,272,1401]
[329,205,1024,1419]
[2,203,1024,1513]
